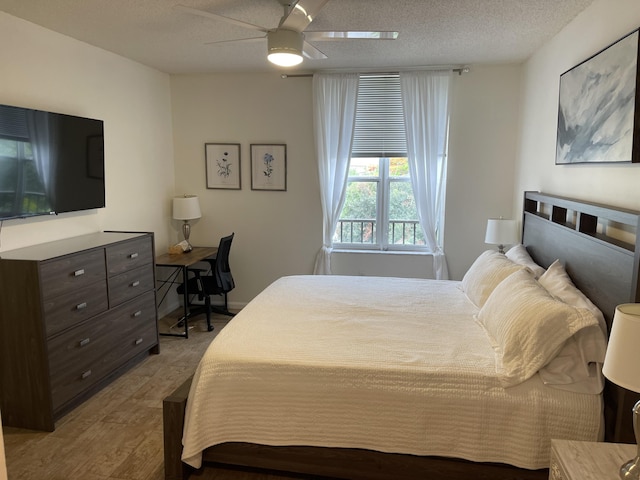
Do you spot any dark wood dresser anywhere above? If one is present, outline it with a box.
[0,231,159,431]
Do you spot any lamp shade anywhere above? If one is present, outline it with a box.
[485,218,519,246]
[267,29,303,67]
[172,195,201,221]
[603,303,640,393]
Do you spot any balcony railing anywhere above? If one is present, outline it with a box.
[335,219,423,245]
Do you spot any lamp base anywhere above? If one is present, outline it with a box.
[620,457,640,480]
[619,400,640,480]
[182,221,193,252]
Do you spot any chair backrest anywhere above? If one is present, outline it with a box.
[214,233,235,292]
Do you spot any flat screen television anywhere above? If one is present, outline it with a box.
[0,103,105,221]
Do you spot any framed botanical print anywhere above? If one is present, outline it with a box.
[250,144,287,191]
[205,143,241,189]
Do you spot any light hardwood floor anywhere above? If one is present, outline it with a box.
[3,312,305,480]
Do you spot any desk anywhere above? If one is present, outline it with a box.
[156,246,218,338]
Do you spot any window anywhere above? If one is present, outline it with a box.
[334,73,424,250]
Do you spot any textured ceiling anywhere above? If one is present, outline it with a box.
[0,0,595,74]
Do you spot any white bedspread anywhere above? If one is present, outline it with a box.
[181,275,603,470]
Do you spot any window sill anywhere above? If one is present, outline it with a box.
[332,249,433,256]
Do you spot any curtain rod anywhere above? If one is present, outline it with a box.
[281,66,470,79]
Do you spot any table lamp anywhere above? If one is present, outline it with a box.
[603,303,640,480]
[172,195,201,252]
[485,217,519,254]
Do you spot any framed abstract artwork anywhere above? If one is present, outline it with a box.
[250,144,287,191]
[556,29,640,164]
[205,143,241,189]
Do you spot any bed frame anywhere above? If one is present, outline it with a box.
[163,191,640,480]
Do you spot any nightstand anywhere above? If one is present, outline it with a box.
[550,439,637,480]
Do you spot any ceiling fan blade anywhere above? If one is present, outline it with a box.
[279,0,329,32]
[174,4,268,33]
[304,31,399,41]
[204,36,266,46]
[302,40,327,60]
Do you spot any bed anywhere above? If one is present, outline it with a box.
[163,191,640,480]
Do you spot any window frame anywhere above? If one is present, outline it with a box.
[336,156,427,252]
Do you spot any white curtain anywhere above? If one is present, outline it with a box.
[312,73,359,274]
[400,70,453,280]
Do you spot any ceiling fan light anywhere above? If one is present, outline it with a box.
[267,29,304,67]
[268,51,303,66]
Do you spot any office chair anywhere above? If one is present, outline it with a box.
[176,233,236,331]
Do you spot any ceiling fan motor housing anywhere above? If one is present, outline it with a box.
[267,29,304,65]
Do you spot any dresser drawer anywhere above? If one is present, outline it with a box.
[48,291,157,410]
[106,236,153,276]
[43,280,109,337]
[48,311,121,409]
[108,264,154,307]
[102,292,158,365]
[40,249,106,299]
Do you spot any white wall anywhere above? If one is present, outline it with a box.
[515,0,640,213]
[170,73,321,306]
[445,65,522,279]
[0,13,175,254]
[170,65,521,304]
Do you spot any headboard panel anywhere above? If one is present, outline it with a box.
[521,191,640,443]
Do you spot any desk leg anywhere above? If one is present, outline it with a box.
[181,266,189,338]
[159,265,190,339]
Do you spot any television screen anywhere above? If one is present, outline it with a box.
[0,104,105,221]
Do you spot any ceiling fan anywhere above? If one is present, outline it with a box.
[174,0,399,67]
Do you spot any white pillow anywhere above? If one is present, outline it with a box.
[461,250,525,308]
[476,269,601,387]
[505,244,546,279]
[537,260,608,393]
[538,260,606,333]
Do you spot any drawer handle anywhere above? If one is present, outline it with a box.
[135,338,143,346]
[76,302,88,310]
[81,370,92,379]
[79,338,91,347]
[133,310,142,317]
[129,252,139,259]
[74,269,85,277]
[131,280,140,287]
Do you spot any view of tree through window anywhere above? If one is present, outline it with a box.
[335,156,424,248]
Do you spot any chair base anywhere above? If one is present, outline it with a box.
[183,299,235,332]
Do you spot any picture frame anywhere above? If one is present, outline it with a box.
[205,143,241,189]
[250,144,287,191]
[556,29,640,164]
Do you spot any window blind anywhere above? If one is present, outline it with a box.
[351,73,407,158]
[0,105,29,140]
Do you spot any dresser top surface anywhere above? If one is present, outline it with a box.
[0,232,149,261]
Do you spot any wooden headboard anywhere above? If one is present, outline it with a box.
[521,191,640,443]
